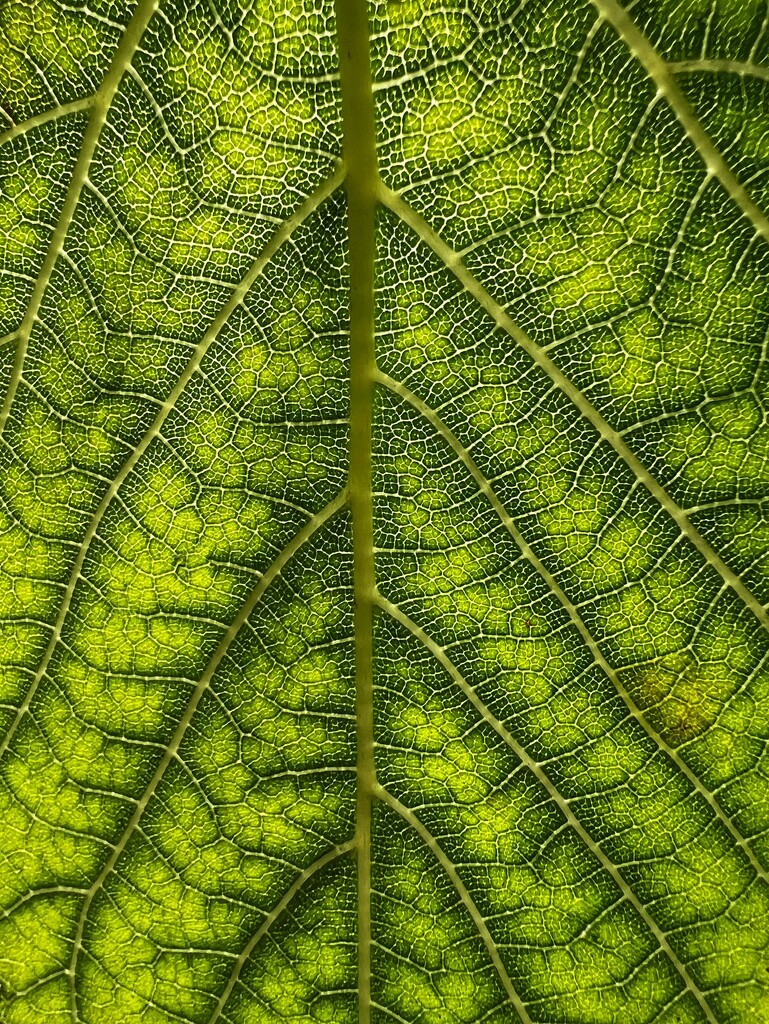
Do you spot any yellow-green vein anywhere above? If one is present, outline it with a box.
[0,0,160,437]
[336,1,379,1020]
[67,488,348,1024]
[0,166,345,764]
[375,368,769,886]
[377,182,769,638]
[376,596,719,1024]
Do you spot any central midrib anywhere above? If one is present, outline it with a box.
[335,0,379,1020]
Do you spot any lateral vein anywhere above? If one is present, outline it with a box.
[0,0,161,438]
[206,840,357,1024]
[0,96,95,148]
[0,166,345,765]
[377,182,769,637]
[669,57,769,83]
[66,489,349,1024]
[591,0,769,243]
[374,784,535,1024]
[375,369,769,886]
[376,601,719,1024]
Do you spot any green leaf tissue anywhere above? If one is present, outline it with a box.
[0,0,768,1021]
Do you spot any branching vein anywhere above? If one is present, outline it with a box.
[374,784,534,1024]
[0,166,345,764]
[0,0,161,437]
[206,840,357,1024]
[0,96,94,148]
[375,369,769,886]
[376,598,719,1024]
[378,182,769,639]
[67,488,348,1024]
[591,0,769,243]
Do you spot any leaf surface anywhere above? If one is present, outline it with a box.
[1,1,769,1022]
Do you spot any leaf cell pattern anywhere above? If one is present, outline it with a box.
[0,0,768,1023]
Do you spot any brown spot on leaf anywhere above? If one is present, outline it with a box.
[623,651,718,746]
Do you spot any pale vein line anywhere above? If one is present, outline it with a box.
[0,96,94,148]
[375,370,769,886]
[0,166,345,764]
[0,0,161,438]
[377,182,769,638]
[206,839,356,1024]
[670,58,769,83]
[336,1,379,1021]
[375,601,719,1024]
[590,0,769,243]
[0,885,88,920]
[66,488,348,1024]
[375,784,533,1024]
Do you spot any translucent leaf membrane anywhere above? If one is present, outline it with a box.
[0,0,352,1016]
[372,628,706,1024]
[371,805,517,1024]
[0,175,350,747]
[0,117,88,339]
[0,184,351,1014]
[0,0,345,750]
[2,0,769,1021]
[68,520,356,1024]
[627,0,769,63]
[217,856,358,1024]
[0,0,128,122]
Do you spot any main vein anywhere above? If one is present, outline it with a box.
[0,0,160,437]
[335,3,379,1021]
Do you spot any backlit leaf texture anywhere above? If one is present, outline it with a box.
[1,1,769,1021]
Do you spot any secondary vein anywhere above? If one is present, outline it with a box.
[206,840,357,1024]
[375,784,535,1024]
[376,599,720,1024]
[0,96,95,148]
[0,0,161,438]
[0,166,344,765]
[378,182,769,638]
[66,489,348,1024]
[375,369,769,887]
[591,0,769,244]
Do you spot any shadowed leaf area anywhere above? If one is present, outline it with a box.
[0,0,768,1022]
